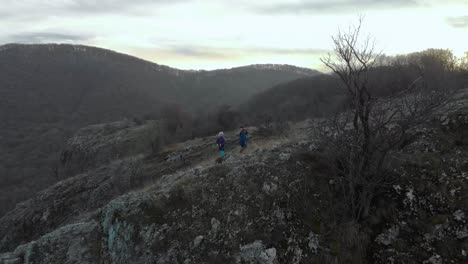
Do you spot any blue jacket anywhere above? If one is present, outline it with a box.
[239,130,248,146]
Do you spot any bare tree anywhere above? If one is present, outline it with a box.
[460,51,468,72]
[318,18,450,221]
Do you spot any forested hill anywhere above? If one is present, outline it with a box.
[0,43,318,125]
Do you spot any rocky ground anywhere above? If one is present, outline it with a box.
[0,90,467,264]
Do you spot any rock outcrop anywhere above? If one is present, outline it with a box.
[1,138,322,263]
[58,119,160,177]
[0,122,264,256]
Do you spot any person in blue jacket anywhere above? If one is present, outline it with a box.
[239,126,248,152]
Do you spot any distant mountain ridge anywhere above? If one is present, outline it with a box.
[0,43,319,217]
[0,43,319,118]
[206,63,318,74]
[0,43,319,129]
[0,43,318,76]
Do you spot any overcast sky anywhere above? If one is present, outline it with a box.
[1,0,467,70]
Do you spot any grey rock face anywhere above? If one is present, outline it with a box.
[0,221,101,264]
[0,156,143,254]
[375,225,400,246]
[238,240,277,264]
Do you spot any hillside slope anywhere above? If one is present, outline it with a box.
[0,43,319,216]
[244,75,345,122]
[1,89,467,263]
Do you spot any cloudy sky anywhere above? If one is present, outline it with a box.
[0,0,467,70]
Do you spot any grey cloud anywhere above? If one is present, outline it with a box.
[446,16,468,28]
[62,0,183,14]
[163,45,328,59]
[255,0,422,14]
[6,32,94,44]
[0,0,188,22]
[247,47,329,55]
[169,47,228,58]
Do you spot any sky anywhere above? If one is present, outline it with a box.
[0,0,467,71]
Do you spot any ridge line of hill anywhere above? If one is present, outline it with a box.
[0,43,320,74]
